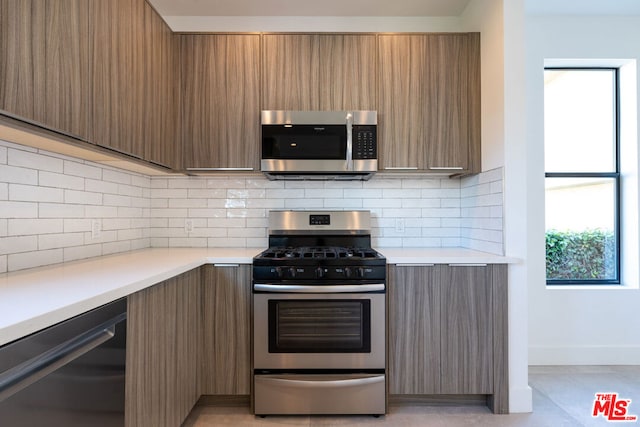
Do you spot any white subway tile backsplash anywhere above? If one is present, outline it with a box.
[9,184,64,203]
[64,244,102,262]
[103,241,132,255]
[103,169,132,185]
[0,235,38,255]
[39,233,84,250]
[63,160,102,180]
[39,171,84,190]
[9,218,63,236]
[0,164,38,185]
[9,150,63,173]
[10,249,63,271]
[0,201,39,219]
[64,189,103,205]
[323,199,363,209]
[85,178,119,195]
[1,138,505,272]
[285,198,323,208]
[39,203,85,218]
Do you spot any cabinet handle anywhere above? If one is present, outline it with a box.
[448,263,488,267]
[395,263,435,267]
[383,167,418,170]
[346,112,353,171]
[213,263,240,267]
[429,166,464,170]
[186,167,254,171]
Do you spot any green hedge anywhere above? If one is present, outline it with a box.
[546,229,616,280]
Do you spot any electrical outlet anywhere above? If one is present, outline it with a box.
[185,219,194,234]
[395,218,405,234]
[91,219,101,239]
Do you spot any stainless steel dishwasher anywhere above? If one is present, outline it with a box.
[0,298,127,427]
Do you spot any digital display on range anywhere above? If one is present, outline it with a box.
[309,214,331,225]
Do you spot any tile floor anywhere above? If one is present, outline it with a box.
[183,366,640,427]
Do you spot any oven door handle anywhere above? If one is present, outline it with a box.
[261,375,385,389]
[253,283,385,293]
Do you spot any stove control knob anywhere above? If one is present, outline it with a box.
[274,267,284,279]
[315,267,326,279]
[288,267,297,279]
[344,267,353,278]
[356,267,365,278]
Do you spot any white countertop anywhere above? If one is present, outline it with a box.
[0,247,516,347]
[378,247,518,265]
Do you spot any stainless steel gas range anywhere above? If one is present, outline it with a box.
[252,210,386,416]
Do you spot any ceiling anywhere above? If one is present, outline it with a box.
[148,0,472,17]
[148,0,640,18]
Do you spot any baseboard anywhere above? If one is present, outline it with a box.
[389,394,488,407]
[196,395,250,407]
[529,345,640,365]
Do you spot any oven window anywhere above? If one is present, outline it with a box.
[268,300,371,353]
[262,125,347,159]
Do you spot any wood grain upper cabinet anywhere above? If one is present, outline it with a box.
[262,34,377,111]
[90,0,145,158]
[378,33,480,174]
[201,264,252,395]
[142,0,179,169]
[0,0,90,140]
[181,35,261,171]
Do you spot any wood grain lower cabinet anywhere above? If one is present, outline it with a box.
[201,264,252,395]
[126,268,201,427]
[388,264,508,413]
[440,265,493,394]
[388,265,440,394]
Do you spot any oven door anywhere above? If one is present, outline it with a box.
[253,291,385,370]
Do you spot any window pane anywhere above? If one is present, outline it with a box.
[545,177,617,281]
[544,70,616,172]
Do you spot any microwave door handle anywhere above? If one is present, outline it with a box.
[346,112,353,171]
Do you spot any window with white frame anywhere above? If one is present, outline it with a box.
[544,68,620,284]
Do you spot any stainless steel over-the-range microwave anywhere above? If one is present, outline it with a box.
[260,110,377,180]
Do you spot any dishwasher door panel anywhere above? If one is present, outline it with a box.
[0,299,126,427]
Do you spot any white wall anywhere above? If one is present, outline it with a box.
[526,16,640,364]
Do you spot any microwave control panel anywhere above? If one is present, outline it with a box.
[352,125,377,160]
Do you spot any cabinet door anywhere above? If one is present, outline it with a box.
[262,34,377,111]
[424,34,480,172]
[181,35,260,170]
[90,0,145,158]
[377,34,480,173]
[378,35,428,171]
[388,265,440,394]
[439,265,492,394]
[126,268,201,427]
[262,34,319,110]
[0,0,89,139]
[318,35,377,111]
[142,0,179,169]
[201,264,252,395]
